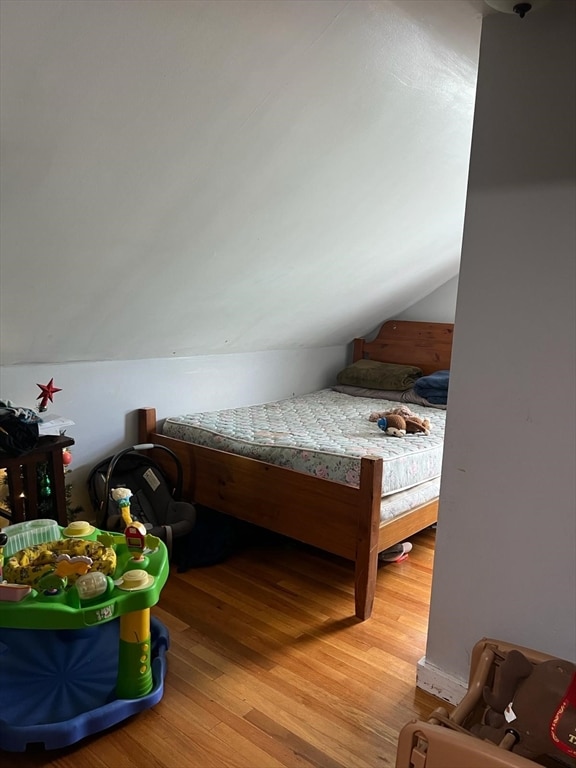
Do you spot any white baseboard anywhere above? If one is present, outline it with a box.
[416,656,468,706]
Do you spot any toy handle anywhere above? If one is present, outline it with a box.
[102,443,184,520]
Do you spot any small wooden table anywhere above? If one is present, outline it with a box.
[1,435,75,526]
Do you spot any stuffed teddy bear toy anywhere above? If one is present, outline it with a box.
[372,406,431,437]
[470,649,576,765]
[377,414,407,437]
[404,415,431,435]
[369,405,416,422]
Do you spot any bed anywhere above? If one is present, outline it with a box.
[137,320,453,620]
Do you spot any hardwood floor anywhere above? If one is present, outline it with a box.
[6,527,441,767]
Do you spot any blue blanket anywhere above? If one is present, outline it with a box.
[414,370,450,405]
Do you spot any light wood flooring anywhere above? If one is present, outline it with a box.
[6,527,441,768]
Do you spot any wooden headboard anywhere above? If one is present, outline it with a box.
[353,320,453,375]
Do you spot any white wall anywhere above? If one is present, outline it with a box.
[0,1,479,525]
[0,346,345,518]
[0,0,480,365]
[425,0,576,682]
[396,276,459,324]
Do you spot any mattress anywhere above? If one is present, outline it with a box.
[163,389,446,497]
[379,477,440,522]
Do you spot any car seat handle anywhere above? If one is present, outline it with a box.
[102,444,184,518]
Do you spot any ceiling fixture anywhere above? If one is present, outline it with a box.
[513,3,532,17]
[484,0,552,18]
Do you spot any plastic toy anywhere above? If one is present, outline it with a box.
[0,515,170,751]
[0,530,7,580]
[112,485,134,528]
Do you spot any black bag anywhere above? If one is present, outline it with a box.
[87,444,235,571]
[174,504,236,571]
[0,407,39,456]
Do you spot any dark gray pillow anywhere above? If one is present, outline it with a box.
[336,359,422,391]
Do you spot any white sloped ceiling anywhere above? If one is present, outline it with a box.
[0,0,482,365]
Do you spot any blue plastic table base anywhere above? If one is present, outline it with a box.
[0,616,169,752]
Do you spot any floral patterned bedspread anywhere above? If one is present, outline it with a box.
[162,389,446,497]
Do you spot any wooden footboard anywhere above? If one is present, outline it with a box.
[137,407,437,620]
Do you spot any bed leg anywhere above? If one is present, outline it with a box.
[354,549,378,620]
[354,455,382,620]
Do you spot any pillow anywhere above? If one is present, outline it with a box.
[332,384,447,410]
[335,359,422,391]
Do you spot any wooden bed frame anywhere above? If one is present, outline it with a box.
[137,320,453,620]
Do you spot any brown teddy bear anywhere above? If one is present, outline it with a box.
[371,406,431,437]
[470,649,576,765]
[405,415,431,435]
[369,405,416,422]
[376,413,407,437]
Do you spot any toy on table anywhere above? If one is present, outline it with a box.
[111,486,134,528]
[111,485,158,563]
[0,582,32,601]
[0,530,7,581]
[36,552,95,594]
[124,522,149,561]
[4,535,115,591]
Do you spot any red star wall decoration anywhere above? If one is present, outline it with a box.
[36,378,62,411]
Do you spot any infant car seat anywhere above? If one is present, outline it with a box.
[88,443,196,559]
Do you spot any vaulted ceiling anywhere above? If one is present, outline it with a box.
[0,0,483,365]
